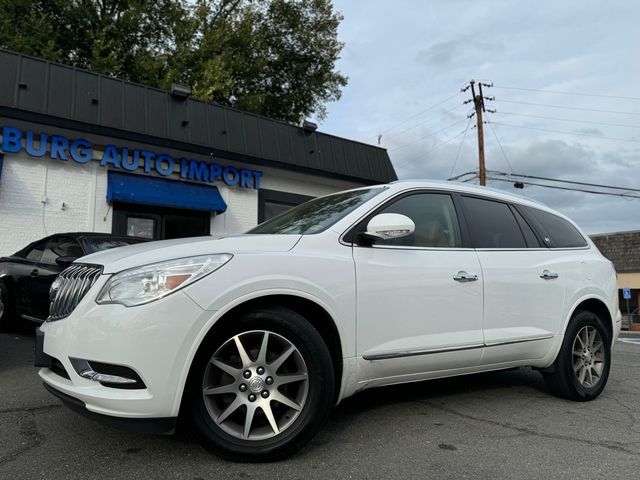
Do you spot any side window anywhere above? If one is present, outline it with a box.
[462,196,526,248]
[375,193,462,248]
[25,240,47,262]
[523,207,588,248]
[40,238,84,265]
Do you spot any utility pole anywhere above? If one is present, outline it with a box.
[462,80,494,186]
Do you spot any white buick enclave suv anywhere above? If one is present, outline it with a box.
[36,180,621,461]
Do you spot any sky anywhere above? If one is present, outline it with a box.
[321,0,640,234]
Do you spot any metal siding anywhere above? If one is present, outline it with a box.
[0,48,395,183]
[243,115,263,157]
[355,144,379,179]
[206,104,228,150]
[47,64,73,118]
[259,120,279,161]
[100,77,124,129]
[146,89,168,138]
[168,97,189,142]
[0,51,18,107]
[341,141,362,177]
[289,129,308,167]
[123,83,146,132]
[329,136,347,175]
[316,135,336,173]
[224,109,247,153]
[187,99,208,146]
[275,123,294,164]
[18,57,47,112]
[74,71,99,123]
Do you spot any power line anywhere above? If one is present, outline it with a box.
[498,111,640,130]
[389,118,467,152]
[449,117,473,178]
[382,103,466,142]
[487,122,514,174]
[395,126,469,169]
[486,176,640,199]
[488,170,640,193]
[496,99,640,117]
[493,85,640,102]
[489,121,640,144]
[366,91,461,141]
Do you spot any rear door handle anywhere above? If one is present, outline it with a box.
[30,268,39,277]
[540,269,559,280]
[453,271,478,282]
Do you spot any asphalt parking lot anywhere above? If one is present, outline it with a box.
[1,333,640,480]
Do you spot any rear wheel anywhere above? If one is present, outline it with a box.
[0,281,15,332]
[186,306,334,461]
[543,310,611,401]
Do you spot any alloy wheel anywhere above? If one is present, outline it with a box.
[0,294,4,320]
[572,325,605,388]
[202,330,309,441]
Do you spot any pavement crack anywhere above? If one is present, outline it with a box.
[421,400,640,457]
[0,408,50,467]
[0,404,62,416]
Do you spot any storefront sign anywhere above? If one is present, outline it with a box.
[0,126,262,189]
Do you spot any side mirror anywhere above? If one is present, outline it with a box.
[360,213,415,242]
[55,256,77,268]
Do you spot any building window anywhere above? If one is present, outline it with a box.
[258,189,314,223]
[112,203,211,240]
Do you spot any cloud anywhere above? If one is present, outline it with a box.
[574,127,603,136]
[416,37,505,66]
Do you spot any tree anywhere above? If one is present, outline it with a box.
[0,0,347,124]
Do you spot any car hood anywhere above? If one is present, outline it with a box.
[77,234,302,273]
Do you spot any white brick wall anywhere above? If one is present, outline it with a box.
[0,149,364,255]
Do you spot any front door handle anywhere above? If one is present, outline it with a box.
[540,269,559,280]
[30,268,39,277]
[453,271,478,282]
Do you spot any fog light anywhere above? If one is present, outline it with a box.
[69,358,146,389]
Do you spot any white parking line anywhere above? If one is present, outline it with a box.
[618,338,640,345]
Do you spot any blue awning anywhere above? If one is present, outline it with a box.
[106,172,227,214]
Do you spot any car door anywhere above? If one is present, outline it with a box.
[353,191,484,383]
[9,240,48,318]
[459,195,565,364]
[26,237,84,320]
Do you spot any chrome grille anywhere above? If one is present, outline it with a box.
[48,264,103,321]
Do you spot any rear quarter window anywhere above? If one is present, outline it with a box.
[523,207,588,248]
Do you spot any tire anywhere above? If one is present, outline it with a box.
[543,310,611,401]
[0,281,15,333]
[185,306,334,462]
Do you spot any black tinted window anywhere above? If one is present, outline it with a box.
[41,238,84,265]
[523,207,587,248]
[376,193,462,248]
[25,240,47,262]
[83,237,146,253]
[462,196,526,248]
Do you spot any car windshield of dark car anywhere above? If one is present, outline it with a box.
[249,187,385,235]
[83,237,146,254]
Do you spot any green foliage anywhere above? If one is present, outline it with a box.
[0,0,347,124]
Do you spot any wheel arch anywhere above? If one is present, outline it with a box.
[177,293,344,416]
[568,297,613,343]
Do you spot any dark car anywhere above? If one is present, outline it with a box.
[0,232,146,331]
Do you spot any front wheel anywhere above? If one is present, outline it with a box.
[185,306,334,462]
[543,310,611,401]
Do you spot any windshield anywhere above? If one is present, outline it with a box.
[249,187,385,235]
[83,237,147,254]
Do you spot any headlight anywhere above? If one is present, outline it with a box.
[96,254,232,307]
